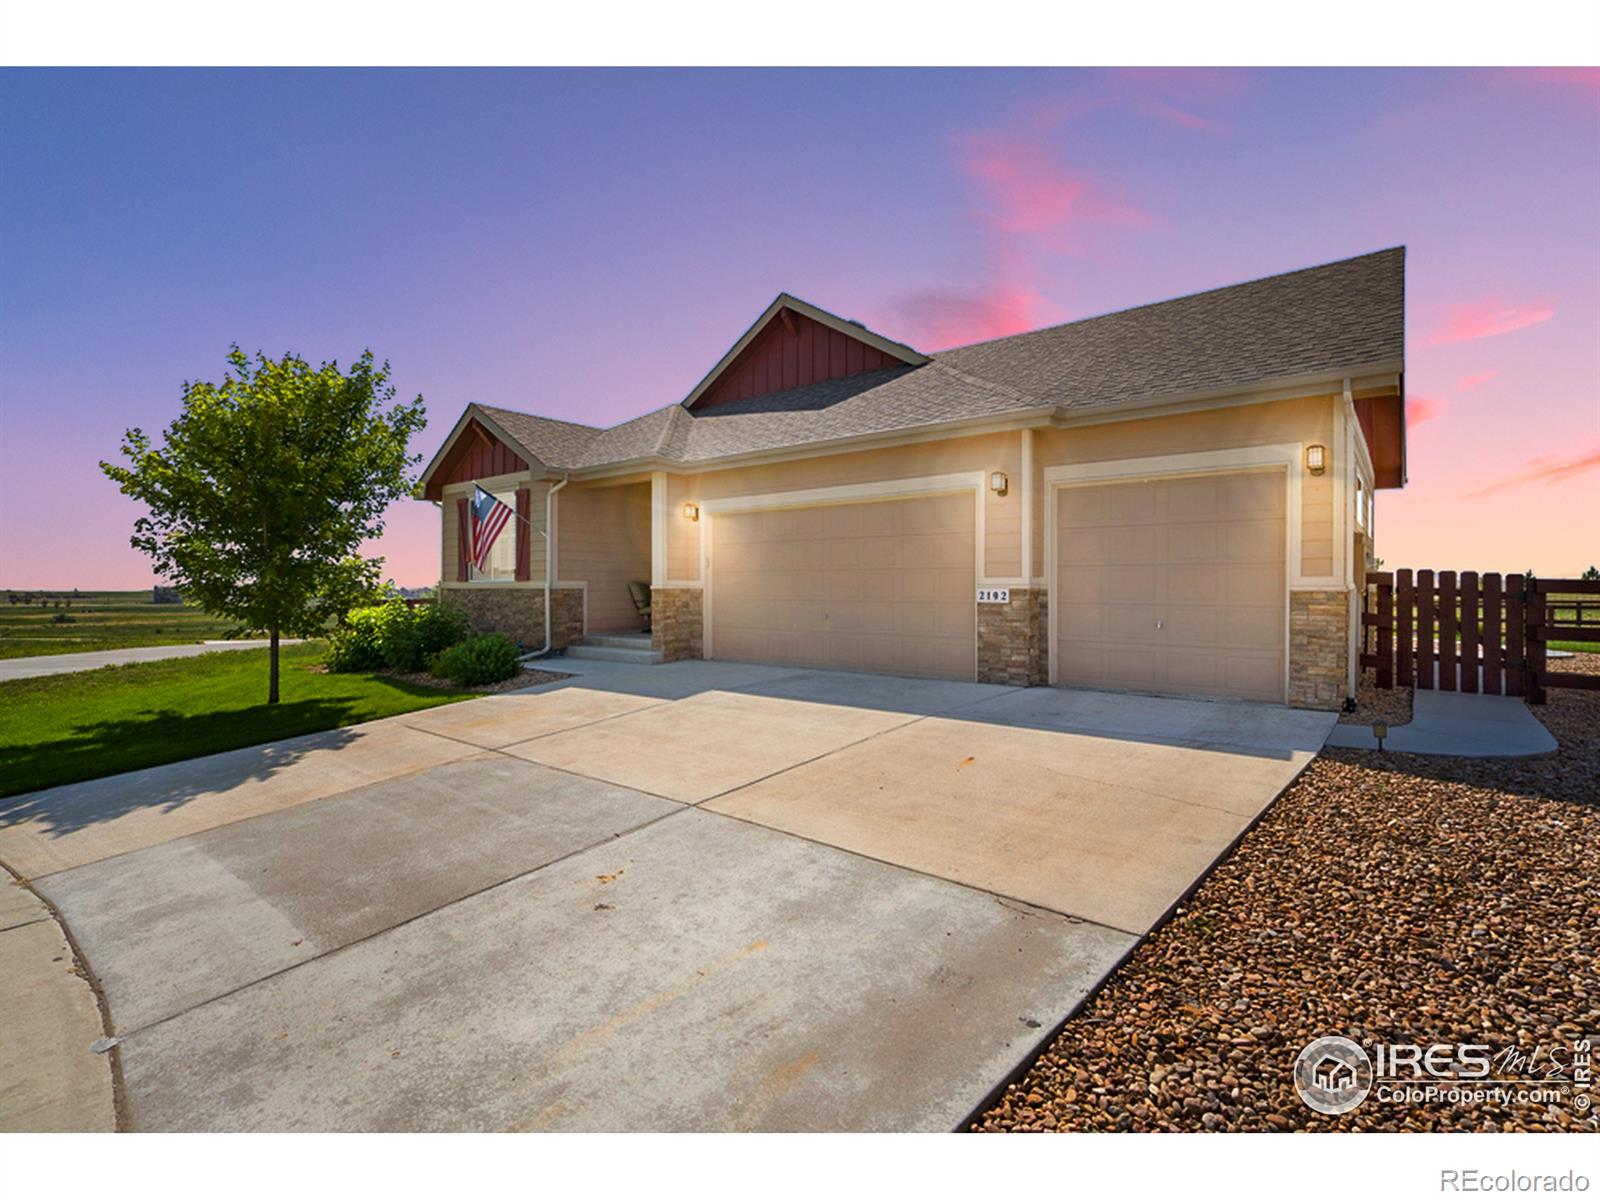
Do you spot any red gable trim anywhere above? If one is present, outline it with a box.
[694,308,906,411]
[423,418,530,500]
[1353,392,1407,489]
[683,294,925,412]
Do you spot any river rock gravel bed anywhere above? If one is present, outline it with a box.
[975,654,1598,1133]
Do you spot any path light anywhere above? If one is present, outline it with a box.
[989,471,1009,496]
[682,502,699,522]
[1305,444,1327,476]
[1372,720,1388,751]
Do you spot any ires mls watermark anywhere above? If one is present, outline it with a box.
[1293,1034,1593,1118]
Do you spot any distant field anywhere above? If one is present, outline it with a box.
[0,588,238,659]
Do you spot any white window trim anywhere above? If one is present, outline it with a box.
[1042,442,1317,701]
[440,473,535,587]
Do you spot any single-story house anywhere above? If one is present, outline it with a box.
[418,247,1406,710]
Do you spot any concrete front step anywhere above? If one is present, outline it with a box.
[564,642,664,665]
[583,633,654,650]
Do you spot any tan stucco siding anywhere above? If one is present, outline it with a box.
[1031,394,1338,582]
[557,481,651,632]
[664,431,1021,583]
[439,471,541,586]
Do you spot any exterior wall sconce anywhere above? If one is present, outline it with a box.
[1305,444,1327,476]
[682,502,700,522]
[989,471,1009,496]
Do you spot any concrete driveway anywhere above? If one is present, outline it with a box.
[0,659,1332,1131]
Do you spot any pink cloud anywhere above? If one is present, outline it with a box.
[1407,394,1444,428]
[885,281,1057,351]
[1426,298,1556,346]
[1456,369,1499,391]
[952,131,1152,253]
[1466,444,1600,498]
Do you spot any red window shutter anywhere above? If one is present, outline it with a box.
[515,487,531,581]
[455,497,470,582]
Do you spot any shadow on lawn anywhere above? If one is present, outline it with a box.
[0,699,365,835]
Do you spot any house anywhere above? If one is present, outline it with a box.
[1313,1055,1358,1092]
[417,247,1406,709]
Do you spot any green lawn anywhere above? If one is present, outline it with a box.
[0,588,239,659]
[0,642,475,799]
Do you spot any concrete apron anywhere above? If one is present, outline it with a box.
[1324,689,1558,757]
[8,663,1334,1131]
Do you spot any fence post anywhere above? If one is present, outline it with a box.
[1460,570,1479,694]
[1397,568,1414,688]
[1482,573,1503,696]
[1526,576,1547,705]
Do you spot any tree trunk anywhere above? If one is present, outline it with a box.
[268,625,280,705]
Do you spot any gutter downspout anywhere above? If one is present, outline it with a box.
[526,474,570,659]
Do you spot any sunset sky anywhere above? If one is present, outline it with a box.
[2,67,1596,588]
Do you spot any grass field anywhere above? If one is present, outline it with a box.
[0,588,239,659]
[0,641,475,798]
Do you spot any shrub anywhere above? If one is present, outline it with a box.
[383,600,470,672]
[429,634,521,686]
[51,612,76,624]
[325,597,473,674]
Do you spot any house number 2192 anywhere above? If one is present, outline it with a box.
[976,588,1011,604]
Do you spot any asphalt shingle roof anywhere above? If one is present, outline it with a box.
[467,248,1404,473]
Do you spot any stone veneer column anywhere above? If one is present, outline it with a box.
[651,587,703,662]
[976,588,1047,686]
[1289,589,1350,710]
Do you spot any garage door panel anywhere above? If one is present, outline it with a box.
[1055,472,1286,703]
[711,494,975,680]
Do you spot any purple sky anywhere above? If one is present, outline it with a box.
[2,67,1596,588]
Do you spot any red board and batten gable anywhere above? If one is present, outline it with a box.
[689,307,916,411]
[422,419,529,500]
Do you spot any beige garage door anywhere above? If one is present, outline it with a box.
[1054,471,1286,703]
[710,492,976,679]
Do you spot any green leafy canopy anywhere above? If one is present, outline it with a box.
[100,346,426,643]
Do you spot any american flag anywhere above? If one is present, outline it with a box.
[471,485,515,572]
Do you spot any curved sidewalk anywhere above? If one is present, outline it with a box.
[1325,689,1557,758]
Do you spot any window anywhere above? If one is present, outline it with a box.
[1355,477,1367,530]
[471,490,519,582]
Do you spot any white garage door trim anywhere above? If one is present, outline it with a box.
[701,472,985,669]
[1044,444,1305,699]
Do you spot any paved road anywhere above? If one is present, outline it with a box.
[1,660,1333,1131]
[0,640,302,682]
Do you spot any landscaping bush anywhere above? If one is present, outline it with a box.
[325,597,473,674]
[383,600,470,672]
[428,633,521,686]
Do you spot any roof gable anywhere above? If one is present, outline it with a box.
[684,294,927,412]
[419,412,533,500]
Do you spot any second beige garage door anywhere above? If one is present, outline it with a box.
[1054,471,1287,703]
[709,492,976,679]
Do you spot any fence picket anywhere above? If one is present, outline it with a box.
[1396,569,1414,688]
[1416,569,1435,690]
[1460,571,1479,694]
[1438,571,1458,691]
[1527,577,1547,705]
[1377,574,1394,690]
[1482,573,1503,696]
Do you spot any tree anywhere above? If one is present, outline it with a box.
[1583,565,1599,581]
[102,347,426,703]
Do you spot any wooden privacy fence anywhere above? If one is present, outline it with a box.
[1361,571,1600,704]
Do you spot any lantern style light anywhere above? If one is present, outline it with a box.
[989,471,1009,496]
[682,502,700,522]
[1305,444,1327,476]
